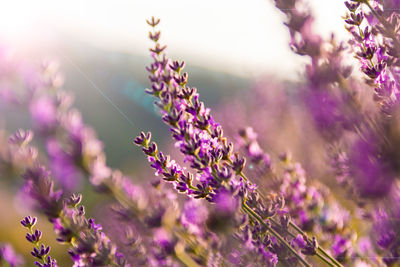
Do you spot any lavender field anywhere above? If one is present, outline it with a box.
[1,0,400,266]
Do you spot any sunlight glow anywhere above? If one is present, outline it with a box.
[0,0,348,77]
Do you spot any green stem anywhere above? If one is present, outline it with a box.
[28,228,47,265]
[242,203,312,267]
[267,216,339,267]
[239,171,341,267]
[146,35,338,266]
[288,222,342,267]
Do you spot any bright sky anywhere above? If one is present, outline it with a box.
[0,0,348,78]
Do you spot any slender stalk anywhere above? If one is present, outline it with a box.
[239,171,342,267]
[288,221,343,267]
[242,202,312,267]
[28,228,48,266]
[145,24,339,265]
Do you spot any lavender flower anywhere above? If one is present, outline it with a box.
[276,6,400,264]
[237,127,272,182]
[180,199,208,235]
[0,129,38,175]
[21,216,58,267]
[3,3,400,266]
[277,0,362,141]
[344,0,400,114]
[23,175,128,266]
[0,243,24,267]
[1,60,109,191]
[5,129,129,266]
[135,17,341,267]
[0,55,220,266]
[372,185,400,265]
[240,129,354,263]
[349,132,396,198]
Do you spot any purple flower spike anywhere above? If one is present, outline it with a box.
[66,193,82,207]
[169,61,185,72]
[9,132,128,266]
[301,236,318,256]
[9,129,33,146]
[26,230,42,244]
[344,0,400,113]
[349,133,395,198]
[21,217,58,267]
[30,95,58,130]
[0,243,24,267]
[133,131,151,147]
[21,216,37,229]
[134,16,343,267]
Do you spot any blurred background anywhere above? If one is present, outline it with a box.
[0,0,349,265]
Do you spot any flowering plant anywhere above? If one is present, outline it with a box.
[1,0,400,266]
